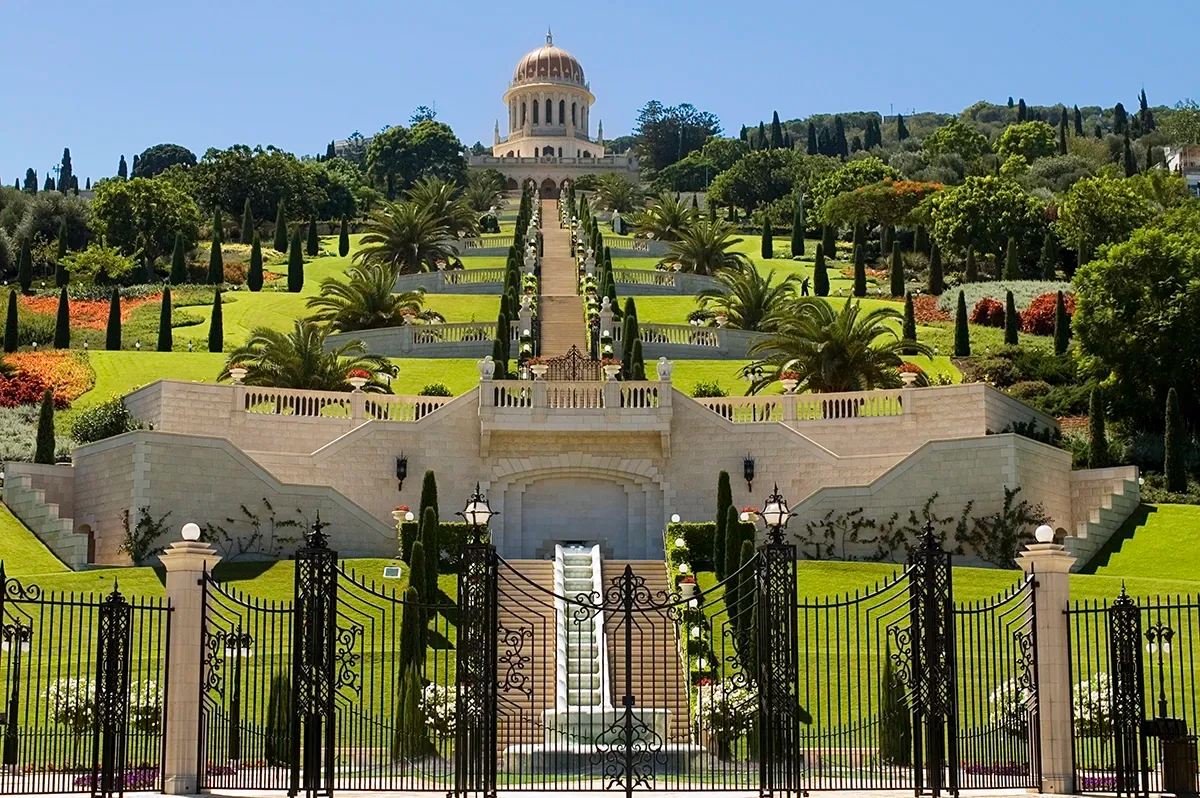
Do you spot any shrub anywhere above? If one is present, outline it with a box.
[691,381,727,398]
[0,372,68,408]
[974,346,1076,388]
[418,383,453,397]
[69,395,142,444]
[1022,292,1075,335]
[666,522,716,571]
[938,280,1073,317]
[970,297,1005,327]
[1005,381,1053,402]
[0,405,72,462]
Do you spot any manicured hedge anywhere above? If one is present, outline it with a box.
[667,522,716,570]
[399,521,474,567]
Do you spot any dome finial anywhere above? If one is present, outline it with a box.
[546,27,552,46]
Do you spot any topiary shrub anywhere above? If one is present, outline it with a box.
[666,522,716,571]
[1022,291,1075,335]
[69,395,142,444]
[691,381,727,398]
[418,383,453,397]
[969,297,1005,327]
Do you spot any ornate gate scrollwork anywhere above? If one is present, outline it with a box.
[545,346,600,381]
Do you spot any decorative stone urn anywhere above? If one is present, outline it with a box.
[603,364,622,381]
[347,376,369,392]
[780,378,799,393]
[900,371,919,386]
[229,367,248,385]
[530,364,548,380]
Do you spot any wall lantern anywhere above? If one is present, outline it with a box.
[743,455,755,492]
[395,455,408,491]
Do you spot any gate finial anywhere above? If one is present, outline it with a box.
[306,511,330,549]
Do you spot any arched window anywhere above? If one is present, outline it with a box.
[583,151,591,158]
[545,99,552,125]
[533,100,539,125]
[542,146,554,156]
[557,147,562,157]
[572,103,577,125]
[506,150,514,157]
[559,100,566,126]
[521,102,527,127]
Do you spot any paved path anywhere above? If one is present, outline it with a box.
[536,200,586,356]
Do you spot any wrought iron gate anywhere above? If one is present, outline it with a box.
[545,346,601,381]
[0,566,170,797]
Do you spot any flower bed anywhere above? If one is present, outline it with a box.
[1021,292,1074,335]
[21,294,162,329]
[938,280,1072,317]
[969,297,1006,328]
[4,351,96,402]
[911,295,950,323]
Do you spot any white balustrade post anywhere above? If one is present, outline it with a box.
[599,297,614,340]
[780,392,798,421]
[159,536,222,794]
[519,296,534,336]
[351,391,366,421]
[230,382,245,414]
[400,324,414,356]
[1015,538,1077,795]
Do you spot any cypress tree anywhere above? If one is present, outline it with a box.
[1004,290,1019,345]
[85,177,90,191]
[339,218,350,257]
[889,242,905,297]
[806,123,818,155]
[822,225,836,260]
[421,506,440,606]
[263,672,292,767]
[630,339,645,380]
[491,338,507,379]
[881,224,893,254]
[55,219,69,286]
[131,252,149,284]
[117,155,128,179]
[106,287,121,350]
[1057,113,1068,155]
[761,218,773,259]
[59,148,73,195]
[287,229,304,292]
[954,291,970,356]
[770,111,784,149]
[157,286,173,351]
[714,471,732,578]
[853,244,866,297]
[902,292,917,355]
[1003,236,1021,280]
[1123,134,1137,177]
[929,243,944,295]
[273,201,288,252]
[1039,231,1058,280]
[1053,291,1070,355]
[207,210,224,284]
[1074,105,1084,137]
[248,233,263,291]
[306,220,319,256]
[834,116,849,157]
[1165,387,1186,493]
[53,287,70,348]
[403,547,428,666]
[965,249,978,283]
[170,232,187,284]
[131,155,140,178]
[18,238,33,293]
[34,388,55,465]
[879,644,912,764]
[240,198,254,245]
[4,290,18,353]
[814,243,830,296]
[1087,389,1109,469]
[896,113,909,141]
[914,226,928,255]
[208,290,224,353]
[790,194,805,256]
[735,538,756,646]
[393,659,425,760]
[44,176,55,193]
[723,505,743,589]
[757,121,767,149]
[1017,99,1027,122]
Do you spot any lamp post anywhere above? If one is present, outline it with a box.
[758,483,793,544]
[2,622,32,766]
[1145,622,1174,719]
[224,628,253,761]
[457,483,496,545]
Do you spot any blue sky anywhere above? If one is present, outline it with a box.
[3,0,1194,183]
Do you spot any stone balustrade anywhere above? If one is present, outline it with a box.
[608,322,760,360]
[327,321,521,358]
[609,268,721,294]
[236,384,451,423]
[696,388,910,424]
[393,267,508,294]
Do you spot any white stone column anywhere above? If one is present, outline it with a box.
[599,297,614,340]
[160,537,222,795]
[1015,540,1076,795]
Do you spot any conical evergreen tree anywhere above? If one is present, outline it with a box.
[929,243,944,295]
[896,114,909,140]
[1087,389,1109,469]
[170,232,187,284]
[400,550,427,669]
[34,388,55,464]
[1165,388,1186,493]
[273,201,288,252]
[117,155,128,180]
[853,244,866,297]
[339,218,350,257]
[770,111,784,149]
[790,194,805,256]
[1123,134,1138,177]
[881,224,893,254]
[889,242,905,297]
[18,239,33,293]
[248,233,264,291]
[630,339,646,380]
[207,210,224,284]
[761,218,773,259]
[902,292,917,355]
[263,672,292,767]
[914,226,928,255]
[55,219,69,286]
[241,198,254,245]
[822,225,836,260]
[1053,291,1070,355]
[420,506,439,607]
[965,249,978,283]
[714,471,732,578]
[1003,237,1021,280]
[723,505,743,590]
[287,229,304,292]
[1074,105,1084,137]
[814,243,829,296]
[157,286,173,351]
[1039,231,1058,280]
[1004,290,1019,345]
[54,287,70,348]
[1058,112,1068,155]
[879,644,912,765]
[306,220,319,256]
[491,338,507,379]
[806,123,818,155]
[209,290,224,353]
[954,291,970,356]
[106,287,121,350]
[4,290,18,353]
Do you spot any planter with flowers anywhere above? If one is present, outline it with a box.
[527,357,548,380]
[228,363,248,385]
[898,362,923,387]
[392,505,412,525]
[346,368,371,392]
[778,371,800,393]
[600,358,622,380]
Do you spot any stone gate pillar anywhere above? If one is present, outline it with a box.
[160,534,222,794]
[1016,538,1076,795]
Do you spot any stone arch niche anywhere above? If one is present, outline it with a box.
[488,455,668,560]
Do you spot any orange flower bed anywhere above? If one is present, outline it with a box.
[3,351,96,401]
[20,294,162,330]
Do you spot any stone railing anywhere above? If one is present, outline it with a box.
[444,267,507,284]
[696,388,910,424]
[602,236,671,258]
[326,321,519,358]
[238,385,450,423]
[609,323,762,360]
[610,268,722,295]
[461,234,513,250]
[393,268,506,294]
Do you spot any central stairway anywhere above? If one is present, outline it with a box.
[559,545,608,710]
[537,199,587,355]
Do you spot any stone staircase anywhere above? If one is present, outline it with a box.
[1066,472,1142,568]
[495,559,557,749]
[2,473,86,568]
[537,200,587,355]
[559,546,607,709]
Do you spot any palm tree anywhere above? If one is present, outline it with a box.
[697,263,798,332]
[746,297,933,393]
[306,263,444,332]
[355,201,456,275]
[592,174,641,214]
[659,219,751,275]
[463,171,503,214]
[221,319,391,392]
[405,176,477,238]
[631,193,699,241]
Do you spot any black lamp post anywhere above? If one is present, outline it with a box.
[2,622,31,766]
[457,483,496,545]
[1145,622,1175,719]
[758,483,793,545]
[224,628,253,761]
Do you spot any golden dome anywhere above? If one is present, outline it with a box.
[512,30,586,88]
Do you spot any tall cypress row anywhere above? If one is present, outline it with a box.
[1165,387,1186,493]
[106,287,121,350]
[954,291,970,356]
[1004,290,1019,345]
[814,243,829,296]
[287,229,304,292]
[273,201,288,252]
[714,471,732,578]
[209,290,223,352]
[53,287,70,349]
[207,209,224,284]
[3,290,17,353]
[306,220,319,257]
[889,242,904,297]
[157,286,173,351]
[1053,291,1070,355]
[248,233,263,291]
[790,193,805,256]
[170,232,188,284]
[928,243,944,295]
[338,218,350,257]
[240,198,254,245]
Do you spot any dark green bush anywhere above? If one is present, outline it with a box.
[666,522,716,571]
[69,396,142,444]
[399,520,473,567]
[1005,381,1052,402]
[418,383,453,397]
[691,381,727,398]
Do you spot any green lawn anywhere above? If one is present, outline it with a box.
[1078,504,1200,580]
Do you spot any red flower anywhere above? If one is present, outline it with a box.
[346,368,371,379]
[969,297,1006,328]
[898,363,923,374]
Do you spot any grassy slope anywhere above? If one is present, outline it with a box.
[1077,504,1200,584]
